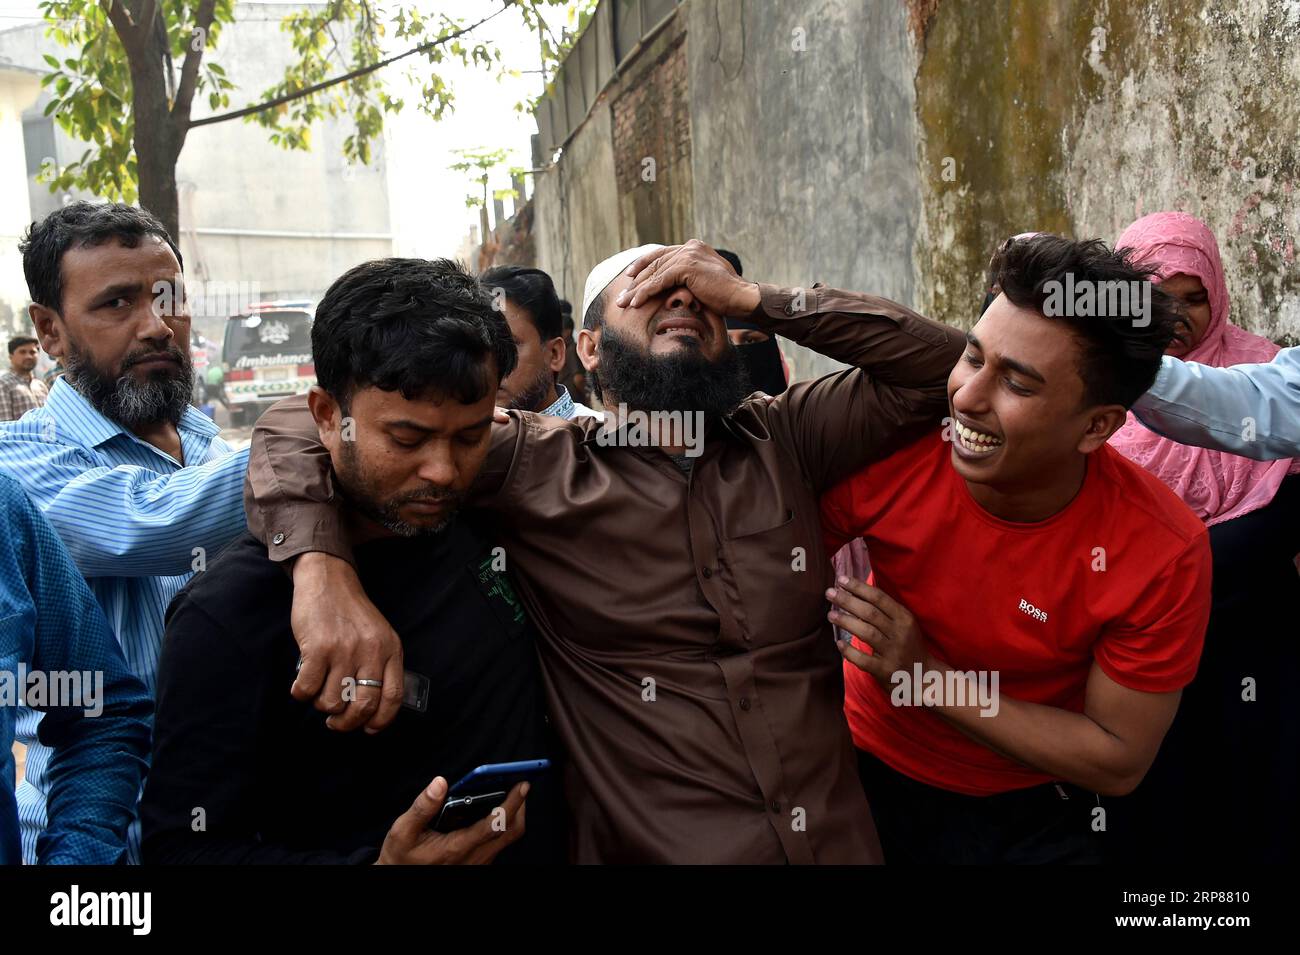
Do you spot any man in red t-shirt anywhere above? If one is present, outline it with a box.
[821,234,1212,863]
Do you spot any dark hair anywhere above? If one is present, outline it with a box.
[19,201,182,311]
[715,248,743,276]
[558,299,573,318]
[8,336,38,355]
[583,289,605,332]
[479,266,563,342]
[312,257,516,409]
[989,234,1185,409]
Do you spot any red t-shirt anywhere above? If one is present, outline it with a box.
[821,432,1211,795]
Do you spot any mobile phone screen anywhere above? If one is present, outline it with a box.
[433,790,508,832]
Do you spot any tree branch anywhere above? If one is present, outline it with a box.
[104,0,141,53]
[133,0,159,37]
[188,2,509,129]
[172,0,217,124]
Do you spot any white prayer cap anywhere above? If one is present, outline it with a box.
[580,243,664,328]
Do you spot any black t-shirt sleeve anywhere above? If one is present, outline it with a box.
[140,588,377,865]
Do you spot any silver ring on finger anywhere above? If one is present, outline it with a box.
[355,678,383,688]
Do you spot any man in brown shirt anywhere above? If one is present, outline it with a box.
[245,240,965,862]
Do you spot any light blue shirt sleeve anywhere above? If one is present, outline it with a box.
[1131,348,1300,460]
[0,432,250,579]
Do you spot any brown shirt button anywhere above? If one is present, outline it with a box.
[701,566,712,578]
[272,532,286,545]
[739,697,751,711]
[770,800,782,813]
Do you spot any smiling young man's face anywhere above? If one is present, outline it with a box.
[947,295,1118,494]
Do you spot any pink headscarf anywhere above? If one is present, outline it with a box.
[1109,211,1299,526]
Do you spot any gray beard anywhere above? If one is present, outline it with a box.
[64,342,193,430]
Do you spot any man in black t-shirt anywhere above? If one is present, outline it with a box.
[140,258,565,864]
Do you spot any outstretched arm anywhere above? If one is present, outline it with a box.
[0,431,247,578]
[1132,349,1300,459]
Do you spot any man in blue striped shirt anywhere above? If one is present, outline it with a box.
[0,203,251,863]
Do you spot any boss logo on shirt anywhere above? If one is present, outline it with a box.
[1018,598,1048,623]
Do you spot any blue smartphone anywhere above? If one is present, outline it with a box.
[433,759,551,832]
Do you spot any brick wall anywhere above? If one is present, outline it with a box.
[611,32,694,246]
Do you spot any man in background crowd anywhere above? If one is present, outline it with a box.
[481,266,598,419]
[0,336,49,421]
[714,250,789,398]
[557,299,592,408]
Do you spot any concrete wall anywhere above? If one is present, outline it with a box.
[533,0,1300,383]
[688,0,923,380]
[912,0,1300,344]
[533,88,623,317]
[612,27,695,250]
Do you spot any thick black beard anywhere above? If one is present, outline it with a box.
[336,440,466,537]
[595,324,751,421]
[64,340,193,429]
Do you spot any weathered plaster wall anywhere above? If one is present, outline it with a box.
[688,0,923,379]
[914,0,1300,343]
[533,101,622,313]
[535,0,1300,381]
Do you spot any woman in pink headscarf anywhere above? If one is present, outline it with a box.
[1107,211,1300,866]
[1110,211,1300,523]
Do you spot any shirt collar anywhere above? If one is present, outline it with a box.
[43,375,220,450]
[540,384,577,420]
